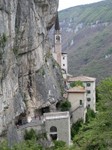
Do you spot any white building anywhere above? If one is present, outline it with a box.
[61,52,68,74]
[68,75,96,112]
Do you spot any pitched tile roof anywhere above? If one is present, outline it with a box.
[67,86,86,93]
[68,75,96,82]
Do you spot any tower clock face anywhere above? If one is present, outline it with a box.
[56,35,60,41]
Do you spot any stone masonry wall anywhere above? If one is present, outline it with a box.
[45,117,71,145]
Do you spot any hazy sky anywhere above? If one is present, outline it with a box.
[59,0,103,10]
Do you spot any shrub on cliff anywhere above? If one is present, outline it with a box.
[60,100,71,111]
[24,128,38,141]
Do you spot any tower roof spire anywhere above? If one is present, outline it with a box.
[55,12,60,31]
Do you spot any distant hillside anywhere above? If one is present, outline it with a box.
[59,0,112,82]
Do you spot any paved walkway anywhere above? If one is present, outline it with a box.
[16,117,44,130]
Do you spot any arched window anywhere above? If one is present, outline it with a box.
[50,126,57,132]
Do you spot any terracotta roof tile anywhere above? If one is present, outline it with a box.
[67,86,86,93]
[68,75,96,82]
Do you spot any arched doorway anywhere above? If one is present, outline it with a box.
[50,126,57,140]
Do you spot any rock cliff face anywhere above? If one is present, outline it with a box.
[0,0,62,139]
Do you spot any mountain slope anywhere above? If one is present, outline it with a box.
[59,0,112,82]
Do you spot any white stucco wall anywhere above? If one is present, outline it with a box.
[83,81,96,112]
[61,54,68,73]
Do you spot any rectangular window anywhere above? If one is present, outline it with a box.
[63,64,65,66]
[80,100,83,105]
[63,57,65,60]
[87,90,91,94]
[87,104,90,108]
[87,83,91,87]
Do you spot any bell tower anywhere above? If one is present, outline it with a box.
[54,12,62,66]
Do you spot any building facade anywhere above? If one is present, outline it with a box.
[67,86,87,123]
[44,111,71,145]
[61,52,68,74]
[68,76,96,112]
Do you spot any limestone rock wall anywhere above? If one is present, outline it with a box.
[0,0,62,137]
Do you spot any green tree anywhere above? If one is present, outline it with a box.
[70,81,83,88]
[60,100,71,111]
[97,76,112,110]
[24,128,38,141]
[73,77,112,149]
[71,119,83,139]
[86,108,96,123]
[53,140,66,149]
[0,140,42,150]
[0,141,10,150]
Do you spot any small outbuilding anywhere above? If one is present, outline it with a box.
[44,111,71,145]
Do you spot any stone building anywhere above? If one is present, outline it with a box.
[68,75,96,112]
[67,86,87,123]
[53,13,68,78]
[44,111,71,145]
[16,111,71,146]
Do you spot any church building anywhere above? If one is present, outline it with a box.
[53,13,68,78]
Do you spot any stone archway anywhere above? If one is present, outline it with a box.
[50,126,57,140]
